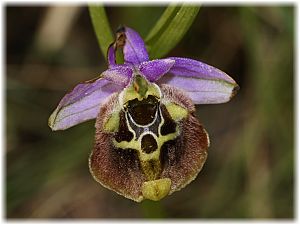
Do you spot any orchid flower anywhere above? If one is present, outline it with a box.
[48,26,239,202]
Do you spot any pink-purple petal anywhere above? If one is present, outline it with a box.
[102,65,133,87]
[123,27,149,65]
[48,78,123,131]
[139,59,175,82]
[157,74,238,104]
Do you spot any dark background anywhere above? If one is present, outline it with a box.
[6,5,294,218]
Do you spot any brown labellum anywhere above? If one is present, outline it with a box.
[89,76,209,202]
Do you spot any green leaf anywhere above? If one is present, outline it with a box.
[88,5,114,59]
[146,4,200,59]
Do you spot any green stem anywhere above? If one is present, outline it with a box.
[88,5,114,59]
[141,200,166,218]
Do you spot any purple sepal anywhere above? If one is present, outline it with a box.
[139,59,175,82]
[157,57,239,104]
[48,78,123,131]
[123,27,149,65]
[158,74,238,104]
[167,57,236,83]
[102,65,133,87]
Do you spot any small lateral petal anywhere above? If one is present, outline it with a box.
[102,65,133,87]
[122,27,149,65]
[107,43,116,68]
[48,78,123,131]
[139,59,175,82]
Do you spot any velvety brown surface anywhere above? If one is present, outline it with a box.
[91,80,209,201]
[159,84,209,192]
[160,84,195,113]
[161,115,209,193]
[91,93,146,201]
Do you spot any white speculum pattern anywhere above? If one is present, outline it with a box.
[112,98,180,168]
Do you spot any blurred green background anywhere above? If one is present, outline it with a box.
[6,5,294,218]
